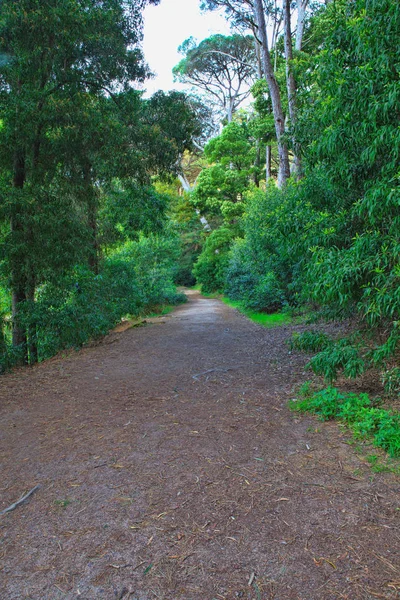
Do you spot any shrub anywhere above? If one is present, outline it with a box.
[224,174,341,311]
[4,233,184,366]
[290,331,332,353]
[193,227,235,293]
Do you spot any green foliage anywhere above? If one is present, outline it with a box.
[168,192,203,287]
[296,0,400,375]
[290,386,400,457]
[307,338,366,381]
[225,175,339,311]
[193,227,235,293]
[382,368,400,397]
[11,234,183,363]
[226,238,285,311]
[189,0,400,391]
[99,181,169,246]
[173,34,256,121]
[191,120,255,225]
[0,0,201,368]
[290,331,332,354]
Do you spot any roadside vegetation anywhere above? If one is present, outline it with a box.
[173,0,400,413]
[0,0,203,371]
[291,384,400,460]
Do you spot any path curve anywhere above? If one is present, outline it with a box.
[0,291,399,599]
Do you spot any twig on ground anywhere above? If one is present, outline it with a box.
[192,367,241,381]
[0,485,40,516]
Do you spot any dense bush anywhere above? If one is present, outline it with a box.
[224,175,340,311]
[193,227,235,293]
[1,234,184,370]
[225,238,285,311]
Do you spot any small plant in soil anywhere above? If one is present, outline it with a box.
[290,384,400,458]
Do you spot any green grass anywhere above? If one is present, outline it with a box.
[142,304,178,318]
[194,287,294,328]
[220,297,293,327]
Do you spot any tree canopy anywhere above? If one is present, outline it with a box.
[173,34,257,123]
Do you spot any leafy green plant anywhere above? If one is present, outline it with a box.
[382,367,400,396]
[2,233,184,367]
[290,386,400,458]
[193,227,235,293]
[307,339,366,381]
[290,331,332,354]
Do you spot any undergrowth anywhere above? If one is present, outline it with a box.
[290,384,400,458]
[197,287,294,328]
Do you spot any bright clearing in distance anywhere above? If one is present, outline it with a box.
[142,0,231,95]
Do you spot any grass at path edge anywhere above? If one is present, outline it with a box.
[193,286,295,328]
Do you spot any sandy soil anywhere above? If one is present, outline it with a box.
[0,290,399,600]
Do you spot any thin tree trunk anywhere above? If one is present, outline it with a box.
[25,270,38,365]
[84,164,99,275]
[295,0,308,51]
[178,174,192,193]
[284,0,302,179]
[254,38,263,79]
[253,0,290,188]
[11,150,28,362]
[254,140,261,187]
[266,145,272,182]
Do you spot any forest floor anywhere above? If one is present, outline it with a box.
[1,290,399,600]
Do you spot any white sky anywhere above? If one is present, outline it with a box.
[142,0,231,96]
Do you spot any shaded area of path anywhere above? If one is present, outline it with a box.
[0,290,399,599]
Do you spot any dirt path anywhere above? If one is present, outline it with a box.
[0,291,399,600]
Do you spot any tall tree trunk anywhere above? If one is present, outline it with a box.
[284,0,302,178]
[253,0,290,188]
[227,100,233,123]
[295,0,308,51]
[178,174,193,193]
[11,150,28,362]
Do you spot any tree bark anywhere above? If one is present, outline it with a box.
[178,174,193,193]
[253,0,290,188]
[295,0,308,51]
[266,145,272,182]
[25,270,38,365]
[84,164,99,275]
[284,0,302,178]
[11,150,28,362]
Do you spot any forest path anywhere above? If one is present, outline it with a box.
[0,290,399,600]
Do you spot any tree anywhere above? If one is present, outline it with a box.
[173,34,257,123]
[192,120,256,225]
[201,0,325,185]
[0,0,201,364]
[0,0,157,361]
[201,0,291,185]
[252,0,290,187]
[283,0,302,177]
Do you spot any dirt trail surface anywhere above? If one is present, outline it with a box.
[1,291,399,600]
